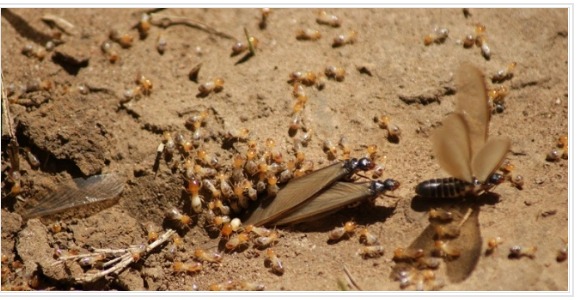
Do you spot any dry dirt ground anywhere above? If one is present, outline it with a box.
[0,8,569,292]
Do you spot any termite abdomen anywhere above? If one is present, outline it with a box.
[415,178,472,198]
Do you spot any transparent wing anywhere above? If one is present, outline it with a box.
[23,173,125,219]
[244,162,349,226]
[405,202,482,283]
[444,204,482,283]
[455,62,490,157]
[472,137,511,182]
[431,113,472,182]
[271,181,372,226]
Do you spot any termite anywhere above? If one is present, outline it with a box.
[173,261,203,274]
[254,231,279,248]
[265,248,284,275]
[270,179,399,226]
[433,240,461,258]
[332,31,357,48]
[485,237,503,255]
[143,222,159,243]
[165,207,192,228]
[244,158,375,226]
[288,71,318,86]
[433,224,461,239]
[508,245,537,259]
[393,247,425,262]
[244,224,272,237]
[397,63,510,285]
[358,227,379,245]
[157,33,167,54]
[491,62,517,83]
[137,13,151,39]
[198,78,224,95]
[23,147,40,168]
[428,208,454,222]
[325,66,346,82]
[296,28,321,41]
[185,178,203,213]
[415,63,511,198]
[225,232,250,251]
[259,8,270,30]
[316,10,341,27]
[474,23,491,59]
[423,27,449,46]
[357,245,385,259]
[328,221,357,242]
[193,249,222,263]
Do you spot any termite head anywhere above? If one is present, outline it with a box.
[463,34,475,48]
[259,8,271,30]
[144,222,159,242]
[487,236,504,252]
[137,14,151,39]
[366,144,378,160]
[500,161,515,173]
[345,157,374,173]
[232,41,248,55]
[186,178,201,195]
[358,227,379,245]
[557,135,568,148]
[481,172,505,192]
[546,149,561,162]
[510,174,524,189]
[371,179,400,194]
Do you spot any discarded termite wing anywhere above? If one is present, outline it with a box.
[391,204,482,285]
[244,158,374,226]
[22,173,125,219]
[415,63,511,198]
[271,179,400,226]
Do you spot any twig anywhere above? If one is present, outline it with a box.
[149,13,235,40]
[343,265,363,291]
[1,72,16,140]
[53,229,176,283]
[101,256,123,268]
[244,27,255,55]
[41,14,78,36]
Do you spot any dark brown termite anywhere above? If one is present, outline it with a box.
[415,63,511,198]
[244,158,374,226]
[395,63,512,286]
[270,179,399,226]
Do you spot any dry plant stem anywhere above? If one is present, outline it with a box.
[55,229,176,283]
[2,73,16,140]
[149,13,235,40]
[343,265,363,291]
[41,14,77,35]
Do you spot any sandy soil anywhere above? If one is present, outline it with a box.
[1,8,568,292]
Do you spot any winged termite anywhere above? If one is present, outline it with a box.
[415,63,511,198]
[22,173,125,219]
[244,158,374,226]
[269,179,399,226]
[399,63,511,286]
